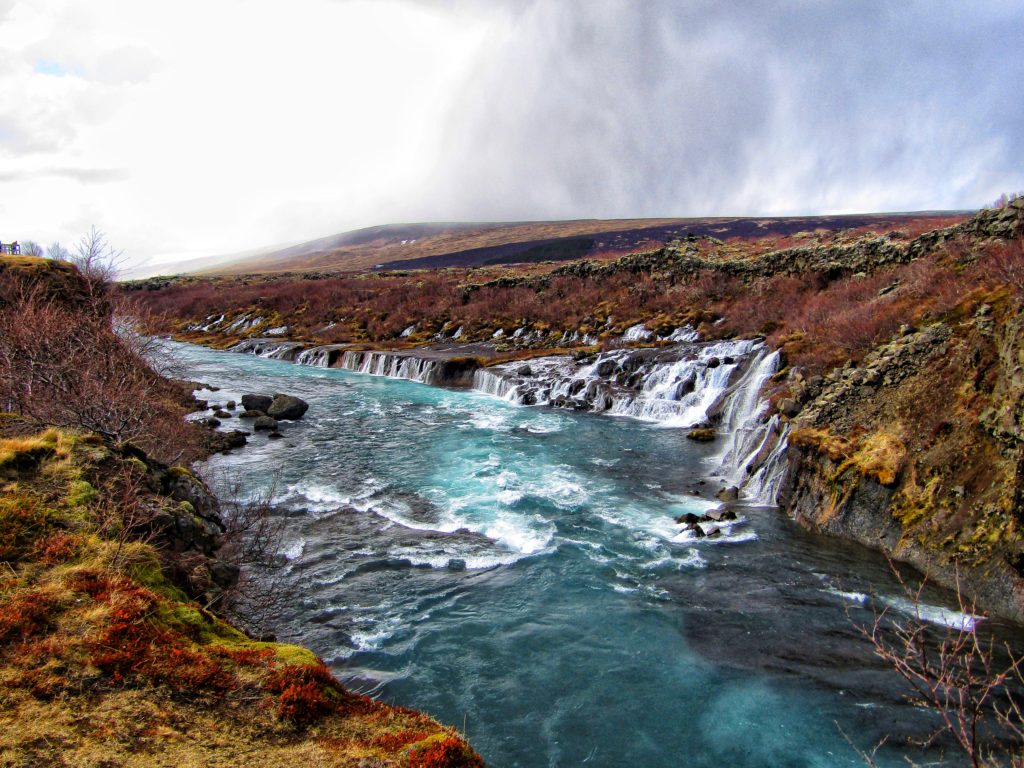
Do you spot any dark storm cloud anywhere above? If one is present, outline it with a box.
[420,0,1024,218]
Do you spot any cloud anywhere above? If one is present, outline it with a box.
[423,0,1024,219]
[0,0,1022,269]
[0,167,128,183]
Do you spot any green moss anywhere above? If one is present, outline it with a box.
[270,644,320,667]
[65,480,98,507]
[178,500,195,514]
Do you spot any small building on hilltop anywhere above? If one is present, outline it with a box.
[0,241,21,255]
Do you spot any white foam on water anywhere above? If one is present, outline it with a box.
[281,538,306,561]
[881,596,984,632]
[824,586,869,604]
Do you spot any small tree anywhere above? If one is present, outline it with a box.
[20,241,43,257]
[46,241,71,262]
[73,226,124,285]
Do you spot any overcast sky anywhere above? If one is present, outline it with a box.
[2,0,1022,271]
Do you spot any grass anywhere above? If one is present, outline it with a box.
[0,429,484,767]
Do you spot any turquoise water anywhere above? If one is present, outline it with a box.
[170,341,961,767]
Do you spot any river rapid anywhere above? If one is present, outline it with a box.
[169,340,981,767]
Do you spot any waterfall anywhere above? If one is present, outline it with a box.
[294,345,347,368]
[228,338,305,361]
[224,325,791,503]
[339,350,445,385]
[711,349,789,505]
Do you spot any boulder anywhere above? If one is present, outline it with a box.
[676,512,705,525]
[777,398,801,417]
[225,400,237,410]
[686,427,716,442]
[705,527,722,538]
[517,365,534,377]
[214,409,231,418]
[267,394,309,420]
[241,394,274,412]
[267,431,284,440]
[204,417,221,428]
[716,486,740,502]
[253,415,279,432]
[687,523,706,538]
[706,357,721,368]
[238,410,265,419]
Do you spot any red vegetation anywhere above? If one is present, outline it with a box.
[71,571,235,692]
[369,730,432,751]
[0,270,203,464]
[0,588,59,644]
[266,662,348,724]
[407,736,486,768]
[33,530,82,564]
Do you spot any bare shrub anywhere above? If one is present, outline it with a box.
[210,477,293,637]
[0,283,202,464]
[850,567,1024,767]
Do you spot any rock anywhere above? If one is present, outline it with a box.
[686,427,716,442]
[204,417,221,428]
[716,486,740,502]
[238,409,265,419]
[253,415,279,431]
[267,431,284,439]
[225,400,236,410]
[721,509,737,521]
[676,512,705,525]
[267,394,309,421]
[517,365,534,377]
[241,394,274,412]
[596,360,618,377]
[214,409,231,418]
[777,398,800,417]
[705,508,725,522]
[705,527,722,538]
[687,524,706,538]
[706,357,721,368]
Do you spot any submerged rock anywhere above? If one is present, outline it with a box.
[253,415,279,431]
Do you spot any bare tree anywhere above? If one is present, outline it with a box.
[73,226,125,284]
[850,566,1024,767]
[20,241,43,257]
[46,241,71,262]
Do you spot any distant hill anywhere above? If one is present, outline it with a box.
[203,213,970,275]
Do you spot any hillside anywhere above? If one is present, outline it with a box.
[0,257,483,767]
[205,212,967,275]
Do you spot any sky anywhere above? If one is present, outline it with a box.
[1,0,1022,272]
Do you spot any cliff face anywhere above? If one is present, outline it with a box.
[777,295,1024,620]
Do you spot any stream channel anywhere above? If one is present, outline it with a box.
[169,339,990,767]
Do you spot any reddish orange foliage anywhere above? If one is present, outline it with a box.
[407,736,485,768]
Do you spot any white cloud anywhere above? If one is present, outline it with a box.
[1,0,1022,270]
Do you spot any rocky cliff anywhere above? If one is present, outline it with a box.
[777,291,1024,620]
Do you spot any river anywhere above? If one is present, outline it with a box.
[167,339,978,767]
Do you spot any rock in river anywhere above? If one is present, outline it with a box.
[267,394,309,421]
[241,394,274,412]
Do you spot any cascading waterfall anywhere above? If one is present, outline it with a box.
[339,350,445,385]
[225,327,790,502]
[228,338,305,361]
